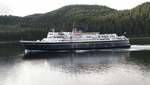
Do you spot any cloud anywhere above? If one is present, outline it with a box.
[0,3,11,15]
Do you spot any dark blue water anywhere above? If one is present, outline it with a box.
[0,39,150,85]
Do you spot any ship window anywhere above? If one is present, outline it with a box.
[87,36,91,38]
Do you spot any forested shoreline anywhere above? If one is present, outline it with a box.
[0,2,150,41]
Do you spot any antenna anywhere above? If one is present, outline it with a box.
[122,32,127,36]
[52,28,55,32]
[72,22,76,32]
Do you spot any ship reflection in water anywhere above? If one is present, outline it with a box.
[23,49,130,74]
[22,47,150,85]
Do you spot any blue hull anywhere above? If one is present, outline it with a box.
[21,40,130,51]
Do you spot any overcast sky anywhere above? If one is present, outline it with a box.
[0,0,149,16]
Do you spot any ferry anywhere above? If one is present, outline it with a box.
[20,29,130,51]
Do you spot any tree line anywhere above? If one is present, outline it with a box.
[0,2,150,41]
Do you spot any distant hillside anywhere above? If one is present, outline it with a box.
[93,2,150,35]
[0,2,150,41]
[22,5,117,31]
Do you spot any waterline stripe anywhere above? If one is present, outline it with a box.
[23,41,129,45]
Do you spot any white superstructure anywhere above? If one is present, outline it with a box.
[41,31,129,42]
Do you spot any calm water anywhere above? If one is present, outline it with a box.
[0,39,150,85]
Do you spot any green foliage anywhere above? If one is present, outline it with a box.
[0,2,150,41]
[0,28,47,41]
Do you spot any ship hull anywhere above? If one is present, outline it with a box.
[20,40,130,51]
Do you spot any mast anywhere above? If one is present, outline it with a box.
[71,22,76,42]
[52,28,57,38]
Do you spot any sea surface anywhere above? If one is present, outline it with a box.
[0,39,150,85]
